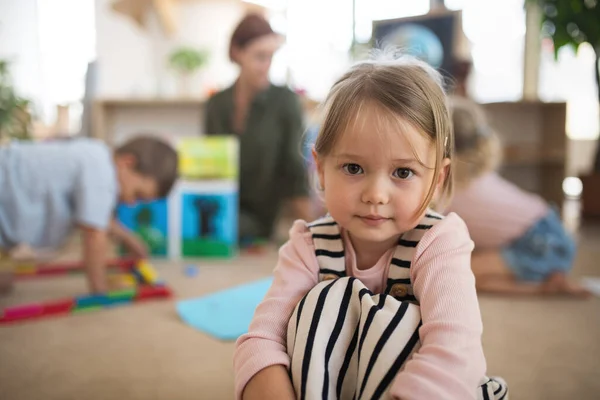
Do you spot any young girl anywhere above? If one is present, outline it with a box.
[446,96,590,298]
[234,57,505,400]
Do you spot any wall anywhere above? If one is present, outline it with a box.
[94,0,244,98]
[568,139,598,177]
[0,0,43,105]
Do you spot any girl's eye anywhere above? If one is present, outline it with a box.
[393,168,414,180]
[342,163,363,175]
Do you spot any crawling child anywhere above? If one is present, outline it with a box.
[0,136,178,294]
[446,96,589,297]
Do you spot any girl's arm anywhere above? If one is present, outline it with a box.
[234,221,319,400]
[390,213,486,400]
[242,365,295,400]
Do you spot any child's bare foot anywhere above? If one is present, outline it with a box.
[541,272,592,298]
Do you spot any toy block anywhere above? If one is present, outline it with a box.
[136,285,171,300]
[170,180,238,258]
[135,260,159,285]
[177,136,239,180]
[3,303,44,320]
[14,264,36,275]
[0,284,171,324]
[43,299,74,315]
[73,306,103,314]
[117,199,169,257]
[76,294,114,308]
[107,288,137,302]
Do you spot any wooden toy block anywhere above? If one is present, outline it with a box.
[135,285,171,300]
[2,260,170,324]
[171,180,238,258]
[75,294,112,308]
[135,260,159,285]
[177,136,239,180]
[3,303,44,320]
[116,199,169,257]
[14,264,36,275]
[107,288,137,301]
[73,306,103,314]
[44,299,74,315]
[0,285,171,324]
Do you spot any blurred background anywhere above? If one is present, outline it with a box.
[1,0,599,209]
[1,0,599,399]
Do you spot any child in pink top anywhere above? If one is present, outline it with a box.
[234,57,499,400]
[446,96,589,297]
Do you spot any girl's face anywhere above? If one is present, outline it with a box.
[314,105,449,254]
[233,34,281,91]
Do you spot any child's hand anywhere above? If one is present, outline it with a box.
[108,219,149,258]
[122,234,149,258]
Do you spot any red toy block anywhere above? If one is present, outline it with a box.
[3,303,44,320]
[43,299,75,315]
[136,285,172,301]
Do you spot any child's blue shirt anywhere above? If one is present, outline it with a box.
[0,138,118,250]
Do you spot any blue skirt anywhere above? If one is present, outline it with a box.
[501,209,576,282]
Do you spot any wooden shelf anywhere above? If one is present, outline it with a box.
[96,98,206,107]
[92,98,207,145]
[482,101,568,207]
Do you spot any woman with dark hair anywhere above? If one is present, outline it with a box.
[205,13,313,243]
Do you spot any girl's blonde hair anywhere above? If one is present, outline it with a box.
[314,55,454,215]
[449,96,502,189]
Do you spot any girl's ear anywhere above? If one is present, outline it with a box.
[312,147,325,190]
[435,158,451,193]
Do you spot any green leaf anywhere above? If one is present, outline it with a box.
[168,47,209,74]
[0,58,32,140]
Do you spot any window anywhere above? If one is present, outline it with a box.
[539,42,599,140]
[37,0,96,127]
[272,0,431,100]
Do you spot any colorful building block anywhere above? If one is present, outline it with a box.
[171,180,238,258]
[3,303,44,320]
[0,285,171,324]
[135,260,159,285]
[117,199,169,257]
[177,136,239,180]
[44,299,74,315]
[116,138,239,260]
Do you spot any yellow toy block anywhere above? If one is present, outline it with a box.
[14,264,36,275]
[136,260,158,285]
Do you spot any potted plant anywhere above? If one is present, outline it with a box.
[0,59,32,142]
[168,47,209,97]
[527,0,600,216]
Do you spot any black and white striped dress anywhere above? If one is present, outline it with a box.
[286,213,508,400]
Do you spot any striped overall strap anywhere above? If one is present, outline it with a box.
[385,210,444,302]
[307,216,346,281]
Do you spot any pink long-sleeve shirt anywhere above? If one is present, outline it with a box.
[234,213,486,400]
[446,172,549,249]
